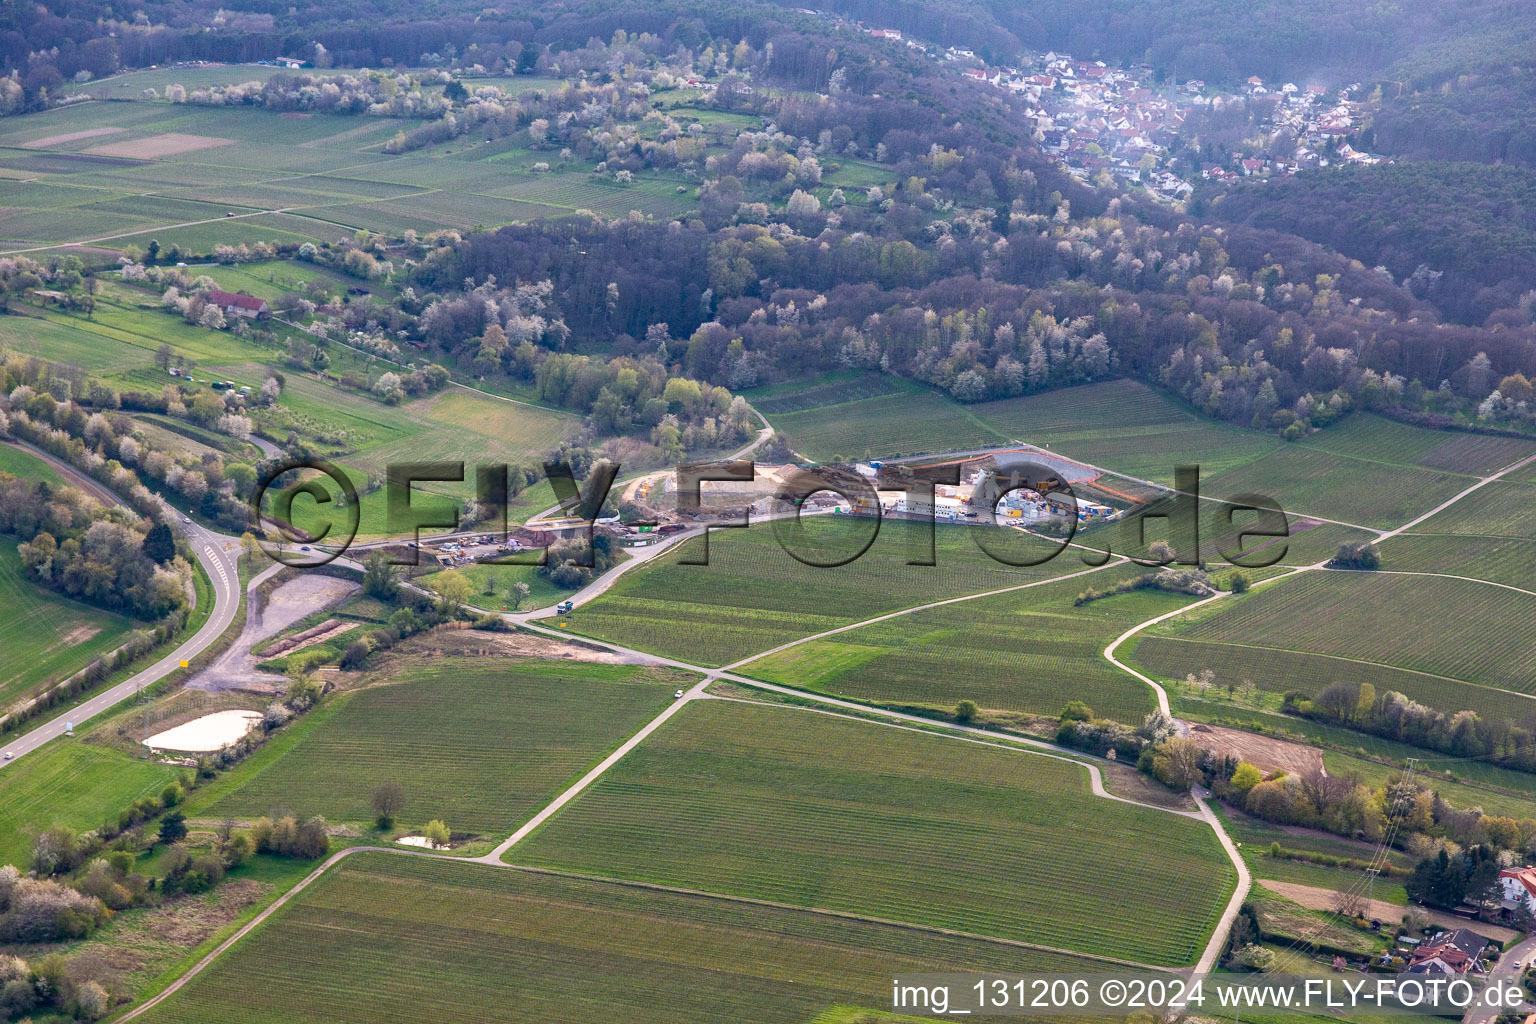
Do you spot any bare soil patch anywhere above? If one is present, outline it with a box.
[360,626,639,680]
[87,133,235,158]
[187,575,359,693]
[1261,880,1518,943]
[45,623,102,654]
[22,126,126,149]
[1187,722,1324,776]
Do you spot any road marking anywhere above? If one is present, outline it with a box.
[204,546,229,586]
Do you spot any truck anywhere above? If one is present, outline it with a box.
[557,600,575,614]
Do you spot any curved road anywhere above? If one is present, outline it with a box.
[0,445,244,767]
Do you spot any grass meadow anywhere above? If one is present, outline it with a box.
[195,660,687,835]
[133,851,1114,1024]
[0,537,141,711]
[514,700,1234,966]
[0,742,181,869]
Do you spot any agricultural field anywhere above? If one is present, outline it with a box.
[971,379,1282,484]
[1376,533,1536,588]
[515,700,1235,966]
[0,741,181,869]
[1133,569,1536,709]
[1292,415,1536,475]
[1199,445,1470,529]
[134,851,1112,1024]
[764,382,1008,461]
[0,537,141,712]
[194,660,687,835]
[0,76,703,255]
[744,369,909,414]
[556,515,1091,667]
[1396,478,1536,537]
[63,65,309,100]
[274,387,576,540]
[1146,636,1536,724]
[738,561,1187,721]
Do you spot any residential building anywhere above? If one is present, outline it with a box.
[206,290,271,319]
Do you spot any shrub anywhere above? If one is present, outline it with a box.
[954,699,979,724]
[1329,541,1380,570]
[423,819,450,848]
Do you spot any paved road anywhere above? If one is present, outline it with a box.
[1465,932,1536,1024]
[0,446,244,767]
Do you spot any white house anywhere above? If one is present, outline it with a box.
[1499,866,1536,914]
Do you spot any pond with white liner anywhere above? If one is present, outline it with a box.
[143,710,262,752]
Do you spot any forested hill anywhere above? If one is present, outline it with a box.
[1205,163,1536,326]
[789,0,1530,85]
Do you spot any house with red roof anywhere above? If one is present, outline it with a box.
[1500,866,1536,914]
[1403,928,1488,976]
[206,289,270,320]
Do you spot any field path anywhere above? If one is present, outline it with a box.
[1089,446,1536,974]
[96,439,1536,1011]
[475,675,717,863]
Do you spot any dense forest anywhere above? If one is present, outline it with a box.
[1204,163,1536,325]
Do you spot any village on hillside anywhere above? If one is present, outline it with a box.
[853,22,1390,201]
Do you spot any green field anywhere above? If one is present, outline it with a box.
[0,537,141,711]
[1200,445,1468,529]
[197,661,686,835]
[1132,565,1536,722]
[1145,635,1536,724]
[134,851,1112,1024]
[0,741,181,869]
[415,561,566,610]
[1293,415,1536,474]
[515,700,1234,966]
[1377,533,1536,588]
[0,81,701,253]
[1397,478,1536,537]
[972,379,1283,484]
[740,562,1184,721]
[558,515,1091,667]
[765,381,1007,461]
[759,377,1285,486]
[1146,570,1536,695]
[0,441,66,485]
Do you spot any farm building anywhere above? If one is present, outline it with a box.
[206,289,271,319]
